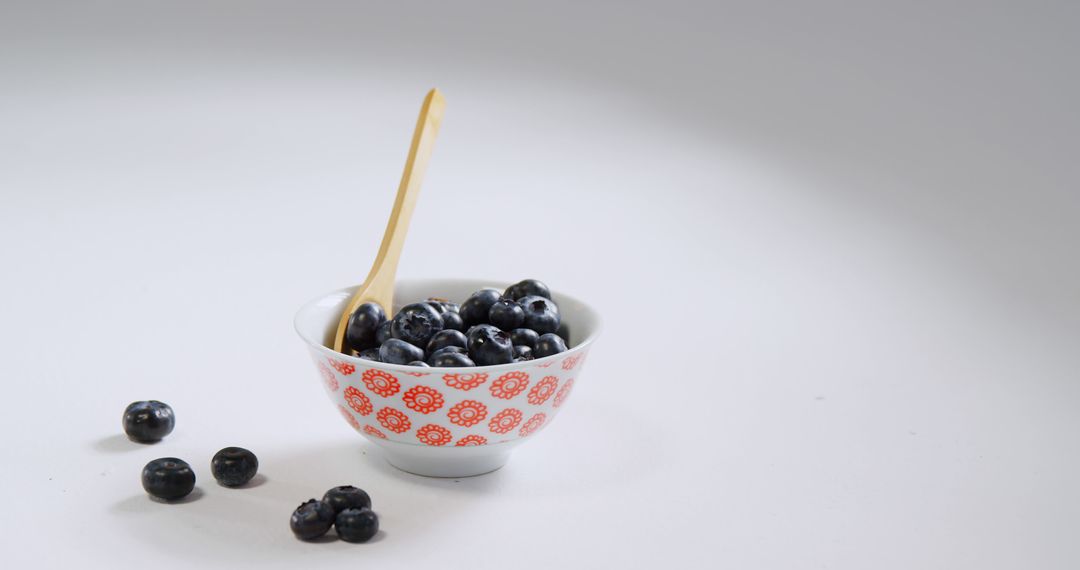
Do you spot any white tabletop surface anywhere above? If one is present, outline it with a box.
[2,1,1078,568]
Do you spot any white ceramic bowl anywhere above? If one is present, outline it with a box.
[294,279,601,477]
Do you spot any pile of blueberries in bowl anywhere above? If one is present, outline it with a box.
[344,279,568,367]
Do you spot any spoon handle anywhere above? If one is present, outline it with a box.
[333,89,446,352]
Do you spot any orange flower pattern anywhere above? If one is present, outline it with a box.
[488,408,523,434]
[442,372,489,391]
[339,405,360,430]
[376,406,412,434]
[344,386,373,416]
[363,425,387,439]
[416,424,453,446]
[455,435,488,446]
[527,376,559,405]
[361,369,401,398]
[328,358,356,376]
[447,400,488,427]
[318,362,339,392]
[402,385,445,414]
[490,371,530,400]
[519,412,547,437]
[313,346,589,445]
[553,378,574,408]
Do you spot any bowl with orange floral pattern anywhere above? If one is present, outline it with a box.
[294,278,600,477]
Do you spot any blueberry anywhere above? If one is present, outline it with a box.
[335,508,379,543]
[425,298,458,315]
[323,485,372,513]
[513,345,533,361]
[441,311,465,332]
[430,345,467,356]
[429,351,475,368]
[210,447,258,487]
[534,333,568,358]
[390,302,444,347]
[344,302,386,351]
[504,279,551,301]
[407,360,430,367]
[426,329,468,355]
[509,328,540,351]
[488,299,525,330]
[459,288,502,327]
[467,324,514,366]
[425,298,451,314]
[519,295,561,334]
[356,348,381,361]
[141,457,196,501]
[379,338,425,365]
[123,400,175,443]
[374,320,392,345]
[427,345,465,364]
[290,499,336,540]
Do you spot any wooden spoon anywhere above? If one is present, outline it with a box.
[332,88,447,353]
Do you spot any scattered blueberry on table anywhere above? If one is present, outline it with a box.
[342,279,569,366]
[323,485,372,513]
[291,486,380,543]
[335,507,380,543]
[123,400,175,443]
[142,457,196,500]
[211,447,259,487]
[290,499,337,540]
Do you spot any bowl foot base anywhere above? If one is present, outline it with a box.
[381,447,512,478]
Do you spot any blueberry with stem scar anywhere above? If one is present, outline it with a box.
[467,324,514,366]
[290,499,336,540]
[519,295,560,335]
[323,485,372,513]
[142,458,196,500]
[390,303,444,347]
[211,447,258,487]
[123,401,175,443]
[488,298,525,330]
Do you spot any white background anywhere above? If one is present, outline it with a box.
[2,1,1078,568]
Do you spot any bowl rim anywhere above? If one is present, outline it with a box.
[294,278,602,374]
